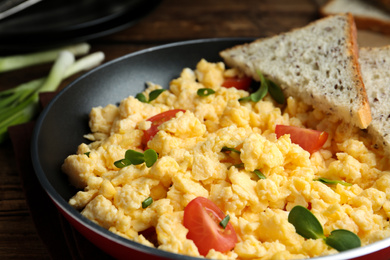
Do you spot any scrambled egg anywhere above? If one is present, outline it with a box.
[62,59,390,259]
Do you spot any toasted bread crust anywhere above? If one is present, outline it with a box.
[360,45,390,156]
[347,13,372,128]
[220,14,372,129]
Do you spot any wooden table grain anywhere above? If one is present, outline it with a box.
[1,0,383,259]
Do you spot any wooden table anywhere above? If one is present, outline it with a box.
[1,0,390,259]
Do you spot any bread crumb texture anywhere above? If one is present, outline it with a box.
[220,14,372,129]
[360,46,390,155]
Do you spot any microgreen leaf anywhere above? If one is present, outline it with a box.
[239,70,268,102]
[289,206,361,252]
[219,214,230,229]
[251,71,269,102]
[135,93,147,103]
[267,79,285,104]
[288,205,325,240]
[114,158,132,168]
[136,89,166,103]
[144,149,158,167]
[125,149,145,165]
[149,89,166,102]
[238,95,251,102]
[254,169,266,179]
[221,146,241,154]
[142,197,153,208]
[197,88,215,97]
[325,229,361,252]
[314,177,352,186]
[115,149,158,169]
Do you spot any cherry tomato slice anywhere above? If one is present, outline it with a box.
[183,197,238,256]
[222,76,252,90]
[275,125,328,154]
[142,109,186,145]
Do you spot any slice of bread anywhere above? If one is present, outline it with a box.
[320,0,390,35]
[359,45,390,154]
[220,13,372,129]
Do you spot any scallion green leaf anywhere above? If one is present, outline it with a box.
[197,88,215,97]
[84,152,90,157]
[314,177,352,186]
[219,214,230,229]
[254,169,266,179]
[0,50,105,144]
[221,146,241,154]
[142,197,153,208]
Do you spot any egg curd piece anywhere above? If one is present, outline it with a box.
[241,133,284,172]
[62,59,390,259]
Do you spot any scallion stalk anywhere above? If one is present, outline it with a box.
[0,43,90,73]
[0,50,105,143]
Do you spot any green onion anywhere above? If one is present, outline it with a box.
[142,197,153,208]
[84,152,90,157]
[0,50,105,144]
[197,88,215,97]
[221,146,241,154]
[288,205,361,252]
[314,177,352,186]
[38,51,75,93]
[253,169,266,179]
[219,214,230,229]
[114,148,158,169]
[0,43,90,73]
[63,51,104,78]
[0,51,74,143]
[136,89,166,103]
